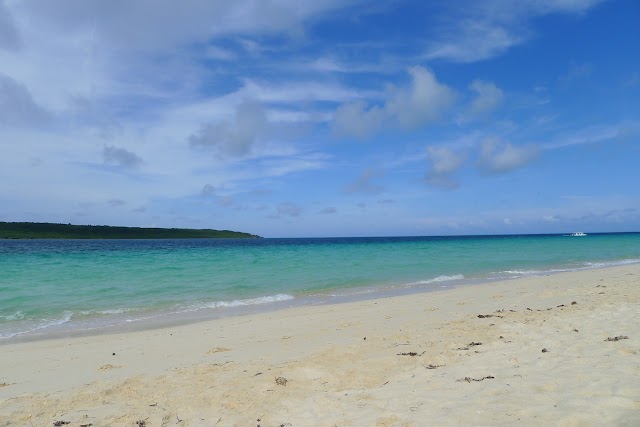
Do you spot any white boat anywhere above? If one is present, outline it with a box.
[570,232,587,237]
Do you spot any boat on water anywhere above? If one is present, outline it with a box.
[570,232,587,237]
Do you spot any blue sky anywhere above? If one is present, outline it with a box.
[1,0,639,237]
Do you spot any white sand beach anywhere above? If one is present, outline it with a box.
[1,265,639,426]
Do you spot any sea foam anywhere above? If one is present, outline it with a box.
[408,274,465,287]
[203,293,295,309]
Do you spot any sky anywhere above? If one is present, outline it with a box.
[1,0,639,237]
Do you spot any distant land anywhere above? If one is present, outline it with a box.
[0,222,261,239]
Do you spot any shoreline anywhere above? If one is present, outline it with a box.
[3,259,638,345]
[1,264,639,425]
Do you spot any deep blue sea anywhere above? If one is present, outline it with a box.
[1,233,639,341]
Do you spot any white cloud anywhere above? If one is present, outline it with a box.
[427,146,467,176]
[0,0,365,130]
[332,101,384,139]
[422,132,544,188]
[425,146,467,189]
[386,66,456,130]
[201,184,216,196]
[102,145,143,168]
[0,73,49,126]
[189,100,268,158]
[467,80,504,117]
[477,137,539,174]
[332,66,455,139]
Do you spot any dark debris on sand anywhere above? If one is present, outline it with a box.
[397,351,425,356]
[424,364,444,369]
[605,335,629,341]
[457,376,495,383]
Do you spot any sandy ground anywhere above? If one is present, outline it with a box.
[1,265,639,426]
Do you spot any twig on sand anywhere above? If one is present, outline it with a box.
[605,335,629,341]
[423,364,445,369]
[397,351,425,356]
[457,376,495,383]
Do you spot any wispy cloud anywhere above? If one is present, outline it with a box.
[544,123,639,150]
[276,202,302,217]
[424,0,607,63]
[345,168,385,195]
[17,0,358,53]
[318,206,337,215]
[258,153,330,177]
[425,20,522,63]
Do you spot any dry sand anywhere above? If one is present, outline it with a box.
[1,265,639,426]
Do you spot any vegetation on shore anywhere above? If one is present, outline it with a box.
[0,222,261,239]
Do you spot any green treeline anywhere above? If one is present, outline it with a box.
[0,222,260,239]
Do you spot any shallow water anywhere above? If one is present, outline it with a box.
[1,233,638,340]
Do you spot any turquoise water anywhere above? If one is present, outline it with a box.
[1,233,639,341]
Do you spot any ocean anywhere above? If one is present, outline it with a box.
[1,233,638,342]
